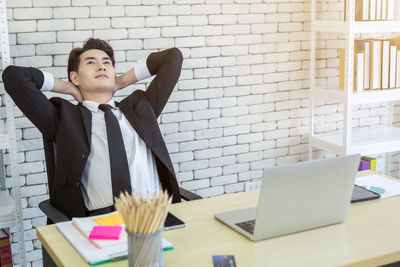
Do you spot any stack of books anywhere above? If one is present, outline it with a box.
[339,37,400,92]
[346,0,396,21]
[56,211,173,265]
[358,156,377,171]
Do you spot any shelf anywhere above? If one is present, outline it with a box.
[311,87,400,105]
[0,191,15,229]
[313,20,400,33]
[311,126,400,155]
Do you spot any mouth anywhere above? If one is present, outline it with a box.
[95,74,109,79]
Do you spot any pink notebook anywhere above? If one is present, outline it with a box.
[88,226,123,240]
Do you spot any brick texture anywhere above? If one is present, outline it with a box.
[4,2,390,266]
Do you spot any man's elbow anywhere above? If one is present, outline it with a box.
[2,65,17,91]
[171,47,183,64]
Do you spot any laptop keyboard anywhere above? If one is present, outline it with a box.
[235,219,255,235]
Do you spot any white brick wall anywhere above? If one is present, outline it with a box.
[3,1,390,266]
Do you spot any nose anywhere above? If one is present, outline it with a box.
[97,62,106,71]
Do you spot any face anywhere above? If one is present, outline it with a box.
[70,49,115,94]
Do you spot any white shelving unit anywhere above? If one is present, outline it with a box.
[309,0,400,174]
[0,0,26,266]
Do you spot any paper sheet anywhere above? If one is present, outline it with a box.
[355,174,400,199]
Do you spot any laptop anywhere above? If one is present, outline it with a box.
[215,154,361,241]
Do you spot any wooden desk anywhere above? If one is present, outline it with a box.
[37,171,400,266]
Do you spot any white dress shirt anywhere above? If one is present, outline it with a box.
[41,58,161,210]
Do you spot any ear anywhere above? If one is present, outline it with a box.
[70,71,80,86]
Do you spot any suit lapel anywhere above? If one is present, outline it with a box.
[78,103,92,147]
[116,101,149,146]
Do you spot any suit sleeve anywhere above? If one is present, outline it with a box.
[2,65,58,140]
[143,47,183,118]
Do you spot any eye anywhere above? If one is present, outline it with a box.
[104,61,111,65]
[87,61,94,64]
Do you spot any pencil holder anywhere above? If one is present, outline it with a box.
[126,228,164,267]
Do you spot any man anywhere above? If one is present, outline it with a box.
[3,38,183,218]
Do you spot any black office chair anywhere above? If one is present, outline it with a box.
[38,136,202,224]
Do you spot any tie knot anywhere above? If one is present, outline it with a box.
[98,104,113,112]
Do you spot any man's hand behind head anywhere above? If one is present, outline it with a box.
[52,78,83,103]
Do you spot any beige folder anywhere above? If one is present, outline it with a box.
[370,40,382,89]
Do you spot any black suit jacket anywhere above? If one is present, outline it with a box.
[3,47,183,218]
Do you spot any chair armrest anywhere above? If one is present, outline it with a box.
[180,187,202,201]
[39,199,69,224]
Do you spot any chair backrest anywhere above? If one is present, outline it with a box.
[42,136,57,202]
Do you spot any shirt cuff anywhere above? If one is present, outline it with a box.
[134,57,152,81]
[40,71,54,91]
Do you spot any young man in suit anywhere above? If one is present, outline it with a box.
[2,38,183,218]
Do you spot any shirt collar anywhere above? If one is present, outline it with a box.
[82,99,116,112]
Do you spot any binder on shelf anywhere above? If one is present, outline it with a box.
[388,37,400,87]
[370,0,377,20]
[355,0,370,20]
[388,0,395,20]
[370,40,382,89]
[361,156,377,171]
[382,40,390,89]
[382,0,387,20]
[397,50,400,87]
[339,49,346,90]
[355,52,365,92]
[355,40,371,89]
[376,0,382,20]
[389,45,397,88]
[358,159,370,171]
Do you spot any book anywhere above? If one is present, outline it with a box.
[397,50,400,87]
[57,221,173,265]
[358,159,371,171]
[388,37,400,88]
[376,0,382,20]
[356,0,369,20]
[370,0,377,20]
[381,40,390,89]
[355,40,371,89]
[370,40,382,89]
[382,0,387,20]
[361,156,377,171]
[389,45,397,88]
[387,0,395,20]
[355,52,365,92]
[58,211,174,265]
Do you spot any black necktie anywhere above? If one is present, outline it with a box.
[98,104,132,198]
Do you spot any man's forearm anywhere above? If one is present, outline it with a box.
[51,76,83,102]
[115,57,151,90]
[116,68,137,90]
